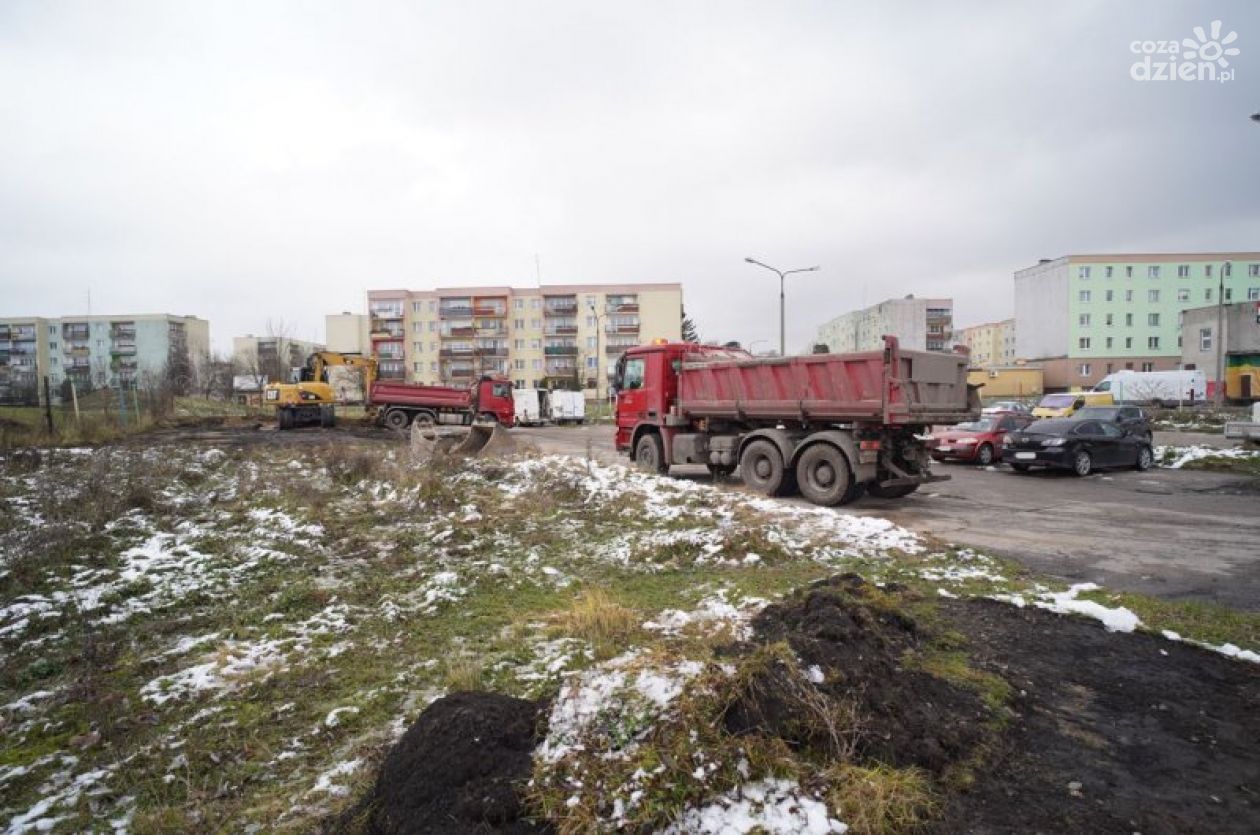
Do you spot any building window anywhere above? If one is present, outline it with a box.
[530,339,541,350]
[586,357,597,369]
[1200,329,1212,351]
[1148,266,1160,278]
[530,319,541,329]
[1125,337,1133,349]
[1105,266,1114,278]
[1249,287,1260,300]
[1125,313,1133,326]
[514,339,524,349]
[430,361,438,372]
[585,316,596,328]
[514,319,525,329]
[1205,288,1213,301]
[1078,363,1091,376]
[532,359,542,370]
[1177,265,1190,277]
[428,321,436,332]
[413,362,422,372]
[1205,264,1213,277]
[1105,336,1113,349]
[1105,289,1114,301]
[1224,263,1232,276]
[530,298,541,309]
[1079,314,1091,326]
[1148,336,1160,349]
[1141,362,1154,372]
[1224,287,1233,301]
[1078,266,1091,279]
[515,359,525,370]
[1125,289,1134,302]
[515,299,524,310]
[1125,266,1134,278]
[587,336,597,348]
[1078,337,1091,349]
[1105,313,1113,326]
[1079,290,1091,302]
[412,301,422,313]
[430,341,437,352]
[1148,289,1160,302]
[1148,313,1160,326]
[1248,264,1260,277]
[413,341,423,353]
[1177,288,1190,302]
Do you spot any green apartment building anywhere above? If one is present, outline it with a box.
[1014,253,1260,390]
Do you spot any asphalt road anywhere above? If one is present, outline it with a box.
[520,424,1260,611]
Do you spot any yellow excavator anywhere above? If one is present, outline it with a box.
[264,352,378,430]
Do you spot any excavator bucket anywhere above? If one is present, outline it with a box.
[410,421,517,460]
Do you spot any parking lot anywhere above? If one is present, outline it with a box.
[522,424,1260,612]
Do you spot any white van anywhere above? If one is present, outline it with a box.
[547,390,586,424]
[513,388,544,426]
[1093,370,1206,406]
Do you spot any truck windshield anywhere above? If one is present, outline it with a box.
[623,358,645,390]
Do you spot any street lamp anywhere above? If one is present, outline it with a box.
[744,258,819,356]
[588,302,606,404]
[1215,260,1230,407]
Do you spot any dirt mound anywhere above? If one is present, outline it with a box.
[938,597,1260,833]
[363,692,550,835]
[738,574,994,775]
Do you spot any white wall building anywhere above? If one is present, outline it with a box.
[815,296,953,353]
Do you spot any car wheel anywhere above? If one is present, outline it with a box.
[1135,445,1154,471]
[740,439,795,496]
[634,433,667,474]
[795,443,853,507]
[976,444,994,466]
[1010,463,1030,473]
[1072,449,1092,477]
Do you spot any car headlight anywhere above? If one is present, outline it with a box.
[955,437,977,445]
[1002,434,1013,445]
[1041,437,1066,447]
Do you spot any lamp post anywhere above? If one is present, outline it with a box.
[1215,260,1230,407]
[588,302,606,405]
[744,258,819,356]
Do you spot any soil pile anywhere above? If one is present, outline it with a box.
[939,597,1260,833]
[737,573,994,774]
[363,692,550,835]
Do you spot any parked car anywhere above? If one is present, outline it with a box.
[1031,391,1115,418]
[1001,418,1154,476]
[981,400,1033,416]
[1072,405,1153,443]
[931,413,1034,466]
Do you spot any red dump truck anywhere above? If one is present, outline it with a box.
[369,376,517,430]
[613,337,979,506]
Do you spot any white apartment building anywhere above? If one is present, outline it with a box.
[815,296,954,353]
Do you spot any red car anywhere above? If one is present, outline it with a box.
[931,413,1033,466]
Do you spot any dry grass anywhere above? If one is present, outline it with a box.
[549,588,642,659]
[825,763,939,834]
[442,657,486,692]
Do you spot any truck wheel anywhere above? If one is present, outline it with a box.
[740,439,795,496]
[867,482,919,499]
[319,405,335,428]
[383,409,410,431]
[277,409,292,431]
[634,433,667,474]
[412,410,437,428]
[795,444,853,506]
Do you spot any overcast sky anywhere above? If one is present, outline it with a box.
[2,1,1257,353]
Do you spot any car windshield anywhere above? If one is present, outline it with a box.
[1075,407,1119,419]
[1024,419,1073,435]
[1038,394,1076,408]
[954,418,997,432]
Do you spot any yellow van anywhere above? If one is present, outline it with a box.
[1031,391,1115,418]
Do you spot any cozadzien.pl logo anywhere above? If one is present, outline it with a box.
[1130,19,1240,83]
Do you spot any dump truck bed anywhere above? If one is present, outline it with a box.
[369,381,472,410]
[677,343,977,425]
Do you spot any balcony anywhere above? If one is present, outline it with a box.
[446,367,474,379]
[474,347,510,358]
[545,325,578,336]
[475,324,509,337]
[544,299,579,316]
[441,326,476,339]
[111,342,137,355]
[439,348,475,358]
[606,323,641,335]
[472,300,507,317]
[439,304,474,319]
[65,344,91,357]
[544,346,578,356]
[605,344,633,355]
[62,325,90,340]
[605,302,639,314]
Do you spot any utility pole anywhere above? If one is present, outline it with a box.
[1215,260,1230,407]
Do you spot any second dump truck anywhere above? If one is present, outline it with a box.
[613,336,979,506]
[369,376,517,430]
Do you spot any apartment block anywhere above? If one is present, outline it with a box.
[233,335,326,382]
[1180,300,1260,399]
[815,296,953,353]
[365,283,683,393]
[1015,252,1260,390]
[0,314,209,403]
[325,313,370,355]
[959,319,1016,368]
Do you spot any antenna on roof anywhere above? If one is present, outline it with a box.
[535,254,542,288]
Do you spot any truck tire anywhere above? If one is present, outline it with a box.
[795,443,853,506]
[867,482,919,499]
[634,433,667,474]
[383,409,410,431]
[319,405,335,428]
[277,409,292,431]
[413,410,437,428]
[740,439,795,497]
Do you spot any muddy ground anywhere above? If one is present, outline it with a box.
[353,582,1259,834]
